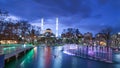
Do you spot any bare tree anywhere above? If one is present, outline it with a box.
[0,9,9,21]
[100,26,112,46]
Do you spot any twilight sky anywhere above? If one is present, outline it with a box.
[0,0,120,35]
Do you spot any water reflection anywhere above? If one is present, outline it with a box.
[5,45,120,68]
[53,46,62,68]
[45,47,51,68]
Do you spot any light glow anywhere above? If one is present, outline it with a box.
[63,51,74,56]
[118,32,120,35]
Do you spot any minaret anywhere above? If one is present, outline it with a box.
[56,17,58,37]
[41,18,44,34]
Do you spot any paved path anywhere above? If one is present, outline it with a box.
[4,46,33,60]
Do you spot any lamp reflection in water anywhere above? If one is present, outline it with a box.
[45,47,51,68]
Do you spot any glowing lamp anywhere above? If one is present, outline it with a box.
[118,32,120,35]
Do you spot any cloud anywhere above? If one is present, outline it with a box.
[0,0,94,20]
[5,15,21,21]
[0,0,119,34]
[33,0,93,17]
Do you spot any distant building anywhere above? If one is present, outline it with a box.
[41,18,59,37]
[0,34,18,44]
[95,33,106,46]
[38,28,56,43]
[43,28,55,37]
[83,32,93,45]
[111,33,120,46]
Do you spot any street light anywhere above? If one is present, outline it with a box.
[118,32,120,35]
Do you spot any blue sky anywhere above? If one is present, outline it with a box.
[0,0,120,35]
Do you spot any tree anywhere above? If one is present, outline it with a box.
[100,27,112,46]
[0,9,9,21]
[61,28,82,43]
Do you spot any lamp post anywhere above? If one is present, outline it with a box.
[19,35,22,43]
[22,37,24,44]
[118,32,120,35]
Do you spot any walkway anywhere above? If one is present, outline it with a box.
[0,44,34,60]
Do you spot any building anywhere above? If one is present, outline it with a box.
[111,33,120,46]
[83,32,93,45]
[0,33,18,44]
[43,28,55,37]
[38,28,56,43]
[41,18,59,37]
[95,33,106,46]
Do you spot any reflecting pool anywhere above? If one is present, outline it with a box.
[5,45,120,68]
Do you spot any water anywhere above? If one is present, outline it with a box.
[5,45,120,68]
[63,44,113,63]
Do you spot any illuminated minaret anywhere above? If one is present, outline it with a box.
[56,17,58,37]
[41,18,44,34]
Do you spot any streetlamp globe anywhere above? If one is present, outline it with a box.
[118,32,120,35]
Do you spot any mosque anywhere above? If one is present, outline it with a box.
[40,18,59,37]
[39,18,59,43]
